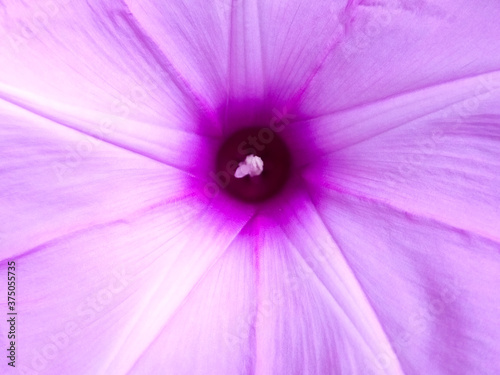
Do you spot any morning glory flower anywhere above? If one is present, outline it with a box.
[1,0,500,374]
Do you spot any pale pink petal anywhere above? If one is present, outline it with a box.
[130,0,344,108]
[0,0,220,164]
[225,0,344,105]
[106,188,422,375]
[227,0,266,102]
[0,100,202,258]
[246,0,345,104]
[288,71,500,164]
[126,223,258,375]
[0,190,254,374]
[303,86,500,241]
[307,188,500,374]
[0,86,218,176]
[123,0,230,112]
[300,0,500,117]
[250,192,407,375]
[126,192,404,375]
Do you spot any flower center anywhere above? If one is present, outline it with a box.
[213,126,291,202]
[234,154,264,178]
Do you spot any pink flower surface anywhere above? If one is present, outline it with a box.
[1,0,500,374]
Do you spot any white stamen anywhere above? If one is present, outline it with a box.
[234,154,264,178]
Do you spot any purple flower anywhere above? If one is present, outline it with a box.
[1,0,500,374]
